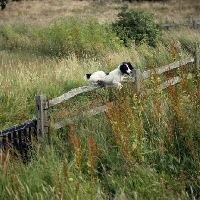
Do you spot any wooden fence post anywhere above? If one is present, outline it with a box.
[36,94,49,139]
[193,20,197,29]
[132,69,141,92]
[194,45,200,80]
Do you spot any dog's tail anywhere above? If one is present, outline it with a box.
[84,74,91,81]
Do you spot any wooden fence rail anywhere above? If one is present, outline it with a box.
[141,57,194,79]
[134,56,195,91]
[161,20,200,29]
[49,85,102,107]
[0,49,199,160]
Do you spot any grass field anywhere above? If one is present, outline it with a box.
[0,0,200,25]
[0,0,200,199]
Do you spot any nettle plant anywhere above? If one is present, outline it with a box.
[112,5,162,47]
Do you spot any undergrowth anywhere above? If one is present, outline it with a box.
[1,62,199,199]
[0,10,200,199]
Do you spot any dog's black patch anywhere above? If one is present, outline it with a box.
[86,74,92,79]
[119,64,129,75]
[97,80,106,86]
[124,62,133,70]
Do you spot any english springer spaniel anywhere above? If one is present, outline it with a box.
[84,62,133,90]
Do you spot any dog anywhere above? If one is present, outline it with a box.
[84,62,133,90]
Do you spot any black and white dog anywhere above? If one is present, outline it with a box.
[84,62,133,90]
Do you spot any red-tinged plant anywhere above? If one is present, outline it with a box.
[68,124,82,172]
[197,89,200,100]
[62,157,69,183]
[86,136,99,181]
[169,41,177,62]
[105,99,143,162]
[180,65,189,92]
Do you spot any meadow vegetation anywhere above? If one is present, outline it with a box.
[0,0,200,199]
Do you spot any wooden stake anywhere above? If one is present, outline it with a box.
[36,94,49,138]
[132,69,141,92]
[194,44,200,80]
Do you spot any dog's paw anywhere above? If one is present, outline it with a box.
[117,83,123,90]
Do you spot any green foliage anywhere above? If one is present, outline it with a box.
[112,5,162,47]
[0,22,200,199]
[1,76,199,199]
[0,18,123,58]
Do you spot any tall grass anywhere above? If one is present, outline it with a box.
[1,72,199,199]
[162,27,200,53]
[0,12,200,199]
[0,18,123,58]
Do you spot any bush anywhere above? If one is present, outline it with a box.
[112,5,162,47]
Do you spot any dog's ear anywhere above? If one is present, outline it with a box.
[119,63,128,74]
[86,74,91,79]
[126,62,134,70]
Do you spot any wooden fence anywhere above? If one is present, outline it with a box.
[162,20,200,29]
[0,50,199,161]
[0,120,37,162]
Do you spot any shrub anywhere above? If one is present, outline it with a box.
[112,5,162,47]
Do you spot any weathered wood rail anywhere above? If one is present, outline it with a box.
[162,20,200,29]
[0,49,199,160]
[49,85,103,107]
[135,56,195,91]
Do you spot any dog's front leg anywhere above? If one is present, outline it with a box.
[116,82,123,90]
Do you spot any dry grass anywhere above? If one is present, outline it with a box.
[0,0,199,25]
[128,0,200,22]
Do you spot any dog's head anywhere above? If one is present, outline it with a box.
[119,62,133,75]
